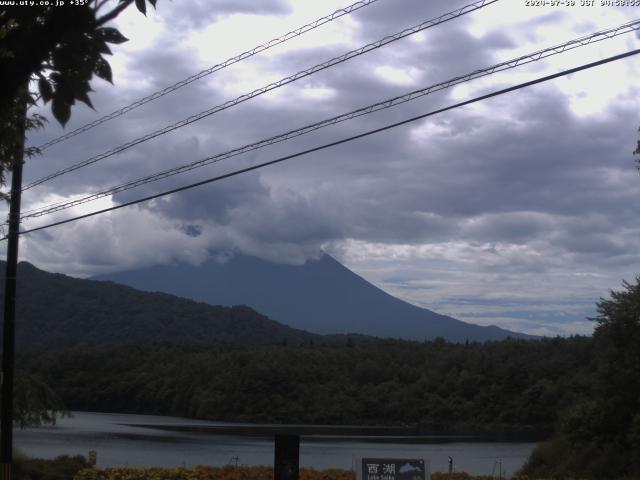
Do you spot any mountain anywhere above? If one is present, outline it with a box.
[94,254,533,341]
[0,261,325,351]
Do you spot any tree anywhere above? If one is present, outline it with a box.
[0,89,44,201]
[588,277,640,443]
[0,368,66,428]
[520,277,640,479]
[0,0,158,435]
[1,0,157,123]
[12,370,67,428]
[0,0,158,192]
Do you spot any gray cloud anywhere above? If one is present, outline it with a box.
[158,0,292,30]
[12,0,640,335]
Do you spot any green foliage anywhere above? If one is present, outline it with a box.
[0,87,46,201]
[0,0,158,197]
[1,262,327,350]
[13,369,67,428]
[0,0,157,125]
[520,277,640,479]
[0,369,67,428]
[13,454,90,480]
[629,413,640,473]
[19,336,592,436]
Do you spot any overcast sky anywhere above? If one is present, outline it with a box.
[7,0,640,336]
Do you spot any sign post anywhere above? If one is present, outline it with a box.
[274,434,299,480]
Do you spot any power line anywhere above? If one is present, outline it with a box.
[20,18,640,221]
[23,0,498,191]
[19,17,640,217]
[34,0,381,152]
[11,47,640,240]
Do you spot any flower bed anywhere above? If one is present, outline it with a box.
[74,466,520,480]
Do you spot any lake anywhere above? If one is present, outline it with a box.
[15,412,537,477]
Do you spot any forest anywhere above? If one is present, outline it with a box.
[21,336,592,438]
[1,261,366,350]
[11,272,640,478]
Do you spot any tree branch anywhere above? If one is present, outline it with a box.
[94,0,111,13]
[96,0,133,26]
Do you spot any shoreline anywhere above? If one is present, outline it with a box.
[119,421,543,443]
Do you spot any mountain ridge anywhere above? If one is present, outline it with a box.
[0,260,334,351]
[94,253,534,341]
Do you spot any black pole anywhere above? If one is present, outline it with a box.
[1,92,27,480]
[274,435,299,480]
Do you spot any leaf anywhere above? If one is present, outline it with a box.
[51,96,71,126]
[93,57,113,84]
[135,0,146,15]
[76,89,94,110]
[25,95,38,107]
[98,27,128,45]
[38,78,53,103]
[96,40,112,55]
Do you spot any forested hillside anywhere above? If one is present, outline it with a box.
[21,336,592,437]
[1,261,326,350]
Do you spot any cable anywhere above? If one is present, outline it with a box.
[20,18,640,220]
[23,0,498,191]
[26,0,496,190]
[19,16,640,217]
[34,0,381,152]
[11,47,640,240]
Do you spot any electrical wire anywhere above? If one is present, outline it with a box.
[19,18,640,220]
[10,47,640,240]
[23,0,498,191]
[34,0,381,152]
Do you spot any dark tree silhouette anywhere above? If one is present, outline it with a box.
[1,0,157,125]
[0,0,158,192]
[0,0,158,426]
[521,277,640,479]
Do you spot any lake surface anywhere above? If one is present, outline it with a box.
[15,412,537,477]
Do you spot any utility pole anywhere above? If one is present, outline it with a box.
[1,90,27,480]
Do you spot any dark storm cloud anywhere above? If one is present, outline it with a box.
[44,60,637,264]
[113,169,270,223]
[104,80,637,258]
[411,93,640,219]
[24,0,514,201]
[23,45,234,198]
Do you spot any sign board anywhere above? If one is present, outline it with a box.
[359,458,428,480]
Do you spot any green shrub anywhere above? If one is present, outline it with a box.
[14,454,91,480]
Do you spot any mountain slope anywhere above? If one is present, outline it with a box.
[95,254,533,341]
[0,261,323,351]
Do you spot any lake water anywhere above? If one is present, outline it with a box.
[15,412,537,477]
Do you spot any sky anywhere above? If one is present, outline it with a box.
[6,0,640,337]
